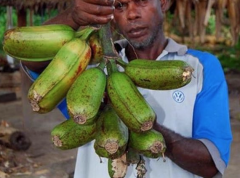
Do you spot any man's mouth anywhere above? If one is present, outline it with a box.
[127,27,147,38]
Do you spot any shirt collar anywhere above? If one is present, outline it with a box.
[114,38,188,60]
[164,38,188,56]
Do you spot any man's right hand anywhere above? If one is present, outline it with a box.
[72,0,115,26]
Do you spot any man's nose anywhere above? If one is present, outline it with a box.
[126,2,141,20]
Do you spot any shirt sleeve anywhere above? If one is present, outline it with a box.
[21,62,70,119]
[191,51,232,168]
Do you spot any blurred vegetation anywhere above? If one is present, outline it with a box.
[0,6,240,72]
[196,43,240,73]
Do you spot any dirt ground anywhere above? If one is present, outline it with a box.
[0,69,239,178]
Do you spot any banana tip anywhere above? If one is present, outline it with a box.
[74,115,87,124]
[52,135,63,147]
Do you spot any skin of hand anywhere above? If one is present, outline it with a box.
[71,0,115,26]
[153,122,218,178]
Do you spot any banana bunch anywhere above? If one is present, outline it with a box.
[3,24,194,178]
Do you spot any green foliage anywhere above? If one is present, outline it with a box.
[217,42,240,72]
[197,40,240,72]
[205,12,216,35]
[0,7,7,42]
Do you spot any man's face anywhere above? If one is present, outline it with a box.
[113,0,165,49]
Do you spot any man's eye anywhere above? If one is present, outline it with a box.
[114,1,123,10]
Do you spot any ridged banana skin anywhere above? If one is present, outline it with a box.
[28,38,91,113]
[94,105,128,159]
[51,118,96,150]
[67,67,106,125]
[3,24,75,61]
[125,59,194,90]
[107,72,156,133]
[129,129,166,158]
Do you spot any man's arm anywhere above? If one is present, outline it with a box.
[43,7,80,29]
[154,123,218,178]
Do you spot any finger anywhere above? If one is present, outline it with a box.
[81,1,114,16]
[72,11,113,26]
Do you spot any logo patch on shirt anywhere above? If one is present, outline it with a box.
[172,90,185,103]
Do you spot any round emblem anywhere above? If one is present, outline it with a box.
[172,90,185,103]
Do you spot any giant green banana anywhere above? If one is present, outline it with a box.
[51,118,96,150]
[3,24,76,61]
[28,38,91,113]
[107,71,156,133]
[94,105,128,159]
[66,64,106,125]
[119,59,194,90]
[129,129,166,158]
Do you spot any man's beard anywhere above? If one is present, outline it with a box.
[125,22,162,50]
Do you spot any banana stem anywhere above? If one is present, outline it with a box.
[98,59,107,71]
[110,59,118,72]
[116,58,127,68]
[106,59,118,75]
[75,26,100,39]
[99,22,119,58]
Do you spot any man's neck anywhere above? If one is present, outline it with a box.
[126,37,168,61]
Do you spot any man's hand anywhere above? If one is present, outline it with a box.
[72,0,115,26]
[153,122,218,178]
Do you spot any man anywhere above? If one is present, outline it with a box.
[21,0,232,177]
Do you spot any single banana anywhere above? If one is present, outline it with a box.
[94,105,128,159]
[67,64,106,125]
[88,32,103,64]
[77,27,103,65]
[107,71,156,133]
[3,24,75,61]
[51,118,96,150]
[28,38,91,113]
[129,129,166,158]
[121,59,194,90]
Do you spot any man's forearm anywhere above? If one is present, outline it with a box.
[43,7,80,30]
[154,123,218,178]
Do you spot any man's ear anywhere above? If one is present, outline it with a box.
[160,0,170,13]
